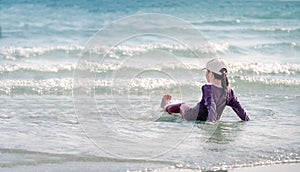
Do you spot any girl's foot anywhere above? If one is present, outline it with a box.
[160,94,172,110]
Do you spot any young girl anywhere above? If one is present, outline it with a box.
[160,58,250,123]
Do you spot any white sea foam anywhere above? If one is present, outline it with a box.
[251,27,300,32]
[0,43,230,61]
[0,64,74,73]
[128,78,177,89]
[0,78,73,95]
[1,62,298,74]
[229,62,300,75]
[0,46,85,60]
[0,63,121,74]
[209,42,230,52]
[237,76,300,86]
[0,77,201,95]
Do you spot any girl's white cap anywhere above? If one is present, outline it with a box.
[204,58,228,75]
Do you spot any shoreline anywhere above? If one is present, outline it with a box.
[229,163,300,172]
[145,163,300,172]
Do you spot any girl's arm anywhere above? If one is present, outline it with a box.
[165,103,200,121]
[227,89,250,121]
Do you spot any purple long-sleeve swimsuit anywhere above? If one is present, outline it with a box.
[165,84,250,122]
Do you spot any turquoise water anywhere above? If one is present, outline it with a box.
[0,0,299,171]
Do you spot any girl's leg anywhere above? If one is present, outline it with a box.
[179,103,190,117]
[161,94,182,114]
[160,94,194,119]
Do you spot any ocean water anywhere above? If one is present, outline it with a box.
[0,0,300,171]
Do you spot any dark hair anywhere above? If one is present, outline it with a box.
[210,68,229,99]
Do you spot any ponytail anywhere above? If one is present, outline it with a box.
[220,68,229,100]
[211,68,229,100]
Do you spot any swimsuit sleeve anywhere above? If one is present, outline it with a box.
[165,103,182,114]
[203,85,217,123]
[226,89,250,121]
